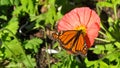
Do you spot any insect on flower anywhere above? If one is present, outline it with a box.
[52,7,100,56]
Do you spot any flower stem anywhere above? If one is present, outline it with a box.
[45,36,51,68]
[46,43,51,68]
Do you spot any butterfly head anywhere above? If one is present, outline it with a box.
[74,25,86,36]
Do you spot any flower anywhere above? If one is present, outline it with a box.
[57,7,100,48]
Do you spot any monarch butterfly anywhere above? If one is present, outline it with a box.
[52,30,88,56]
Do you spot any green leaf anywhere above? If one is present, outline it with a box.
[114,42,120,48]
[27,0,35,14]
[52,42,59,49]
[86,60,97,67]
[106,52,119,62]
[108,17,114,26]
[51,64,58,68]
[105,44,114,51]
[0,0,11,5]
[6,61,24,67]
[99,61,108,68]
[97,2,113,8]
[5,17,19,34]
[0,0,20,5]
[90,45,105,54]
[0,15,7,20]
[22,55,36,67]
[20,0,35,14]
[112,0,120,6]
[20,0,28,6]
[106,31,115,41]
[44,0,56,26]
[4,39,23,58]
[56,11,63,21]
[13,0,20,6]
[24,38,43,53]
[0,50,4,57]
[32,14,45,29]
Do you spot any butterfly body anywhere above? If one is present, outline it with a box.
[52,30,88,56]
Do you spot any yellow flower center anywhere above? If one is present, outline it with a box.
[74,25,86,36]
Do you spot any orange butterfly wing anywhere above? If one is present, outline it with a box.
[52,30,88,56]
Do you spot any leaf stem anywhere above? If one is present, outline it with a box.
[99,31,106,37]
[113,5,117,20]
[95,38,110,43]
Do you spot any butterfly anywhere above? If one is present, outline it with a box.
[52,30,88,56]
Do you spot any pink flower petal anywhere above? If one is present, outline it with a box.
[58,8,81,31]
[86,10,100,28]
[86,22,100,48]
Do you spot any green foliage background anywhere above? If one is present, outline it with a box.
[0,0,120,68]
